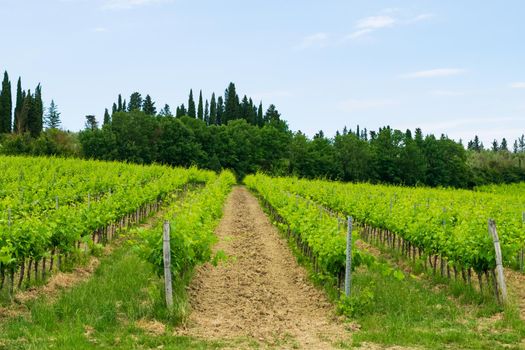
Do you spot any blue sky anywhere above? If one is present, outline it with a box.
[1,0,524,145]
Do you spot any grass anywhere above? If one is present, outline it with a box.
[348,260,525,349]
[0,239,227,350]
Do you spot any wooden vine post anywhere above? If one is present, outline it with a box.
[163,220,174,310]
[521,212,525,272]
[488,219,507,303]
[345,216,353,297]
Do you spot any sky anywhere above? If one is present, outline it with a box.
[0,0,524,145]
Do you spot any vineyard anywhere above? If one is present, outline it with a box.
[0,158,524,348]
[2,158,523,302]
[0,156,216,297]
[246,173,525,300]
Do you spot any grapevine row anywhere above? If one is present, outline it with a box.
[139,171,236,278]
[250,174,525,275]
[0,156,170,216]
[244,174,371,291]
[0,158,215,295]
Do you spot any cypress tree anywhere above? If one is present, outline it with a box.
[112,103,117,115]
[18,89,31,134]
[209,93,217,125]
[122,99,127,112]
[35,84,43,134]
[117,94,123,111]
[252,105,258,125]
[473,135,481,152]
[45,99,61,129]
[224,82,239,123]
[240,95,250,122]
[27,84,43,137]
[103,108,111,126]
[216,96,224,125]
[257,102,263,126]
[143,94,156,115]
[128,92,142,111]
[204,99,209,125]
[264,104,280,124]
[248,98,257,125]
[0,71,12,133]
[197,90,203,120]
[187,89,196,118]
[13,77,23,133]
[176,103,187,117]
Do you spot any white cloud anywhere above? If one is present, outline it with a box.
[338,98,399,113]
[297,10,434,48]
[510,82,525,89]
[355,15,397,30]
[102,0,171,10]
[346,29,373,40]
[407,13,434,23]
[347,12,432,40]
[401,68,466,79]
[295,32,329,50]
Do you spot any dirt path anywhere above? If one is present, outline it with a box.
[179,186,351,349]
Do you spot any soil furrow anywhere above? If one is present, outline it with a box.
[179,186,351,349]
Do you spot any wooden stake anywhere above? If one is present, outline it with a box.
[163,221,174,309]
[345,216,353,297]
[488,219,507,303]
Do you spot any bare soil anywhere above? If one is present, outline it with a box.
[178,186,352,349]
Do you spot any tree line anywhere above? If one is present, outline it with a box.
[105,82,279,127]
[78,87,525,187]
[467,134,525,154]
[0,74,524,187]
[79,82,288,180]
